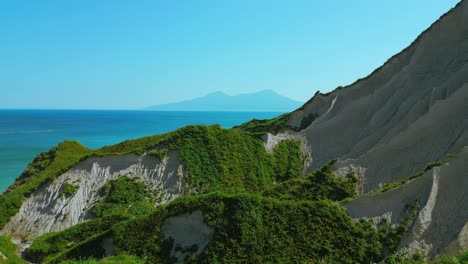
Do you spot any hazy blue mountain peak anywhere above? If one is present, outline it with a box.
[146,90,303,112]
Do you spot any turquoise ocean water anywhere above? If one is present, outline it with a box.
[0,110,281,192]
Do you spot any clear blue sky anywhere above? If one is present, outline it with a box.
[0,0,460,109]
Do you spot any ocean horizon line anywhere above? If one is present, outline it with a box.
[0,108,286,113]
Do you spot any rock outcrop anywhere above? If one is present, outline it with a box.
[291,0,468,192]
[161,210,214,261]
[344,148,468,258]
[287,0,468,257]
[1,151,184,239]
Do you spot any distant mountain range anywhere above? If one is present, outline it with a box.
[146,90,304,112]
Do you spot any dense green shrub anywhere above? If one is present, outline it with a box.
[112,193,383,264]
[0,141,90,229]
[96,125,304,194]
[271,140,303,182]
[0,125,305,230]
[27,215,128,263]
[60,255,144,264]
[147,149,168,160]
[17,147,57,182]
[4,122,451,263]
[92,177,155,218]
[379,202,420,255]
[234,113,291,136]
[61,183,79,198]
[297,112,319,131]
[383,250,468,264]
[0,235,27,264]
[265,160,357,201]
[430,251,468,264]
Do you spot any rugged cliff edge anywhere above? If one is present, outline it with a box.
[290,0,468,191]
[2,151,184,239]
[344,148,468,258]
[0,1,467,263]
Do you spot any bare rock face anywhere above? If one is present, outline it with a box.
[291,0,468,191]
[288,0,468,257]
[161,210,214,261]
[344,148,468,258]
[1,151,184,239]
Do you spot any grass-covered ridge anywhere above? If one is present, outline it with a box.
[0,140,90,229]
[0,125,305,230]
[3,122,455,263]
[95,125,305,194]
[234,113,291,136]
[235,111,319,135]
[110,193,384,264]
[27,215,129,263]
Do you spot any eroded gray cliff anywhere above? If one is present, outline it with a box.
[291,0,468,192]
[1,151,184,239]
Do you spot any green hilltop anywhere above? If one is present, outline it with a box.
[2,118,464,263]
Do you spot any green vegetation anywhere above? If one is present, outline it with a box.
[60,255,144,264]
[0,125,304,230]
[92,177,156,218]
[6,124,305,262]
[383,250,468,264]
[163,125,275,193]
[0,235,27,264]
[265,160,357,201]
[429,251,468,264]
[368,151,462,195]
[379,202,420,254]
[298,112,319,131]
[235,111,319,135]
[17,148,57,183]
[271,140,303,181]
[3,122,450,263]
[147,149,168,160]
[28,177,158,263]
[112,193,383,264]
[234,113,291,136]
[61,183,79,198]
[0,140,90,229]
[28,215,128,263]
[95,125,304,194]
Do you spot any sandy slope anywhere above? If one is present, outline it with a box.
[290,0,468,192]
[344,148,468,258]
[287,0,468,257]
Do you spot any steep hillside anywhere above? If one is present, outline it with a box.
[0,1,467,263]
[274,0,468,258]
[277,0,468,258]
[0,125,307,239]
[289,0,468,192]
[344,148,468,258]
